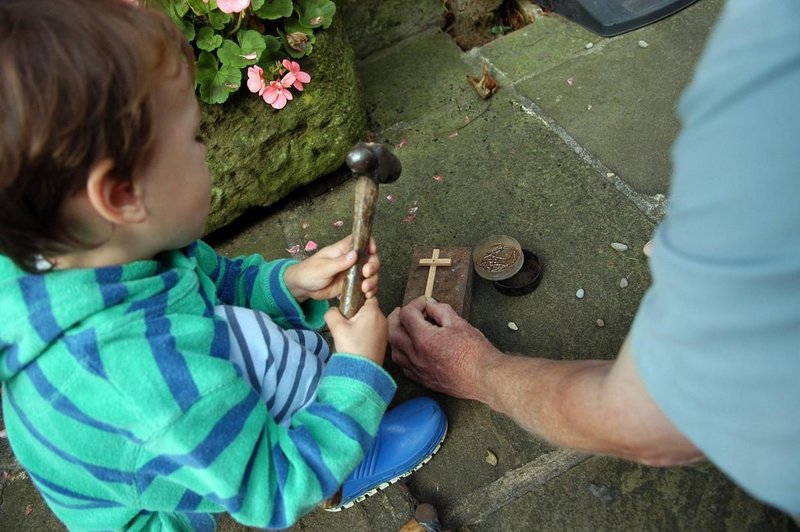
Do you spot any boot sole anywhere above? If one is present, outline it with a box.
[324,424,448,512]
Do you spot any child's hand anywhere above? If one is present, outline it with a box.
[324,298,388,366]
[284,235,380,302]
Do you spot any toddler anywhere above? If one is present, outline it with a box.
[0,0,446,529]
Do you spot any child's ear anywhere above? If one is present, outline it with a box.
[85,159,146,225]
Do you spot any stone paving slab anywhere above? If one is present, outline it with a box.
[489,0,724,197]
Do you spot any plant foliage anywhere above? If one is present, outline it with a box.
[145,0,335,104]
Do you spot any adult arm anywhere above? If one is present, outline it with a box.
[389,296,701,466]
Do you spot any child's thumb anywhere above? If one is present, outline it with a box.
[324,306,346,331]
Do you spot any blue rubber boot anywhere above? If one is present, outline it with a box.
[328,396,448,511]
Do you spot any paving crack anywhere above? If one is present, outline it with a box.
[460,51,666,224]
[441,448,589,528]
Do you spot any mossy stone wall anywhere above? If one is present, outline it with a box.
[201,16,366,233]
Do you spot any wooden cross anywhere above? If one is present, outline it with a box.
[419,248,452,299]
[403,246,474,318]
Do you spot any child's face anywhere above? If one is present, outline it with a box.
[135,66,211,253]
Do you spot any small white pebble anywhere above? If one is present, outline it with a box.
[587,104,592,110]
[606,172,616,178]
[619,277,629,289]
[507,321,519,331]
[576,288,585,299]
[611,242,629,252]
[585,42,594,49]
[596,318,605,327]
[638,40,649,48]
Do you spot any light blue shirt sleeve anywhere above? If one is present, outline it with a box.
[629,0,800,514]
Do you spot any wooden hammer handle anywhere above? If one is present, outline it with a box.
[339,176,379,318]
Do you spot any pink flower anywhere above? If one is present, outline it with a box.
[217,0,250,14]
[246,65,266,95]
[280,59,311,91]
[262,80,293,109]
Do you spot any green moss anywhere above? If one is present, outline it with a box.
[201,16,366,233]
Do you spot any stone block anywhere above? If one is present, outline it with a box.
[201,16,366,233]
[402,246,474,319]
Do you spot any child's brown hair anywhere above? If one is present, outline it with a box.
[0,0,194,272]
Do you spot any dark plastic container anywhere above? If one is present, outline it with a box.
[494,250,543,296]
[537,0,699,37]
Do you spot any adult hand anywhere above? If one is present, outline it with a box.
[283,235,380,302]
[388,296,502,400]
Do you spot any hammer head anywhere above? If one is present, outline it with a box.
[346,142,402,184]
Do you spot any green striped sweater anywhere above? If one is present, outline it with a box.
[0,240,396,530]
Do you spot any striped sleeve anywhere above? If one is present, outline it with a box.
[191,240,327,330]
[134,354,396,529]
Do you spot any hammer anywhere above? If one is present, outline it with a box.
[338,142,402,318]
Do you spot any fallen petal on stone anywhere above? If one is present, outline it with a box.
[398,138,408,148]
[286,244,301,254]
[386,194,397,203]
[402,206,418,224]
[485,450,498,466]
[304,240,318,252]
[333,220,344,229]
[507,321,518,331]
[611,242,629,252]
[638,40,649,48]
[301,221,310,230]
[448,131,458,139]
[433,174,445,182]
[576,288,585,299]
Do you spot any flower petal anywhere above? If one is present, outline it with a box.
[217,0,250,14]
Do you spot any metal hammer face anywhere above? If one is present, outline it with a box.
[338,142,401,318]
[346,142,402,185]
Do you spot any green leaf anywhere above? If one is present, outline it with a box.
[260,35,283,61]
[175,1,190,18]
[145,0,189,24]
[177,18,196,42]
[207,10,231,30]
[237,29,267,63]
[283,18,313,36]
[196,26,223,51]
[217,39,249,68]
[196,52,241,104]
[297,0,335,29]
[187,0,210,16]
[250,0,266,10]
[255,0,294,20]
